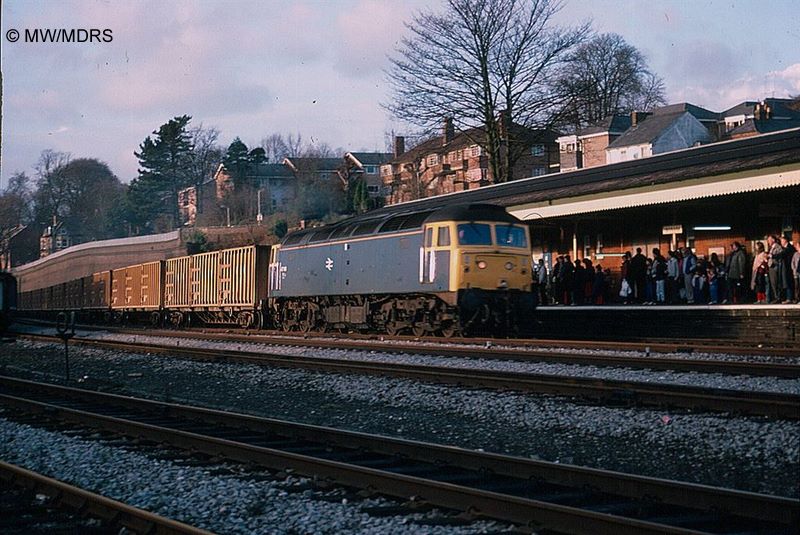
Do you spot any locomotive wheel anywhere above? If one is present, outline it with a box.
[411,323,426,337]
[385,322,399,336]
[439,321,459,338]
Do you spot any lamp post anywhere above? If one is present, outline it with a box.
[219,205,231,227]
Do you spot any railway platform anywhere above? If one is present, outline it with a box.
[531,304,799,346]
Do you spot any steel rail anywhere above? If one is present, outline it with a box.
[66,328,799,378]
[1,376,796,535]
[19,333,800,419]
[0,460,213,535]
[11,317,798,357]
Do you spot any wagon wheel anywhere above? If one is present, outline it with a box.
[237,311,255,330]
[149,311,162,328]
[169,312,184,329]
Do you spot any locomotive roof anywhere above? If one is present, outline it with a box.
[280,203,520,247]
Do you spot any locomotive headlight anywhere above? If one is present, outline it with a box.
[477,260,488,269]
[504,261,514,270]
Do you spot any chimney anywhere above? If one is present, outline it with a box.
[442,117,455,145]
[393,136,405,158]
[754,100,772,121]
[630,111,651,127]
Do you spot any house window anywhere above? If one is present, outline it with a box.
[531,144,545,156]
[531,166,546,177]
[364,165,377,174]
[471,146,481,157]
[367,185,379,193]
[427,154,438,166]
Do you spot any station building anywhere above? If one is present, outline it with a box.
[377,128,800,279]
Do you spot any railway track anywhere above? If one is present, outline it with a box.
[11,320,800,377]
[1,376,796,535]
[16,333,800,419]
[12,316,797,357]
[0,460,211,535]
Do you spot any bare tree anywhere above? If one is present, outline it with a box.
[386,0,587,182]
[260,133,289,163]
[189,123,223,187]
[32,149,72,224]
[555,33,667,131]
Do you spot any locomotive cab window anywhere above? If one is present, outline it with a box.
[437,227,451,247]
[495,225,528,248]
[457,223,492,245]
[425,227,433,247]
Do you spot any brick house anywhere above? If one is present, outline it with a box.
[557,114,633,172]
[381,118,559,205]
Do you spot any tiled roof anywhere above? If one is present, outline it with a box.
[728,118,800,136]
[245,163,294,178]
[606,111,686,148]
[652,102,719,121]
[348,152,393,166]
[285,157,342,171]
[579,114,632,136]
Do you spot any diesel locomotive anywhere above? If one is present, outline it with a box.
[15,204,536,336]
[270,203,536,336]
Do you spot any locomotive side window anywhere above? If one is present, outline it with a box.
[425,227,433,247]
[457,223,492,245]
[437,227,450,246]
[495,225,528,248]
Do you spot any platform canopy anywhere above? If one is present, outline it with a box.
[510,164,800,220]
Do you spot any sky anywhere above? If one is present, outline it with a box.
[1,0,799,188]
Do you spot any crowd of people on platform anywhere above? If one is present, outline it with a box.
[533,235,800,306]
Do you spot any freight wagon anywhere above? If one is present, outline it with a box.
[16,246,270,329]
[163,245,270,328]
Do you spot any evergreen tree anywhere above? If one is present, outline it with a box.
[222,137,251,183]
[129,115,194,232]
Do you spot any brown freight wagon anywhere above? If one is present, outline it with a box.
[65,278,83,309]
[51,282,66,310]
[84,271,111,309]
[163,245,269,328]
[111,262,164,323]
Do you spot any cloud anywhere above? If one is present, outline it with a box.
[669,62,800,111]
